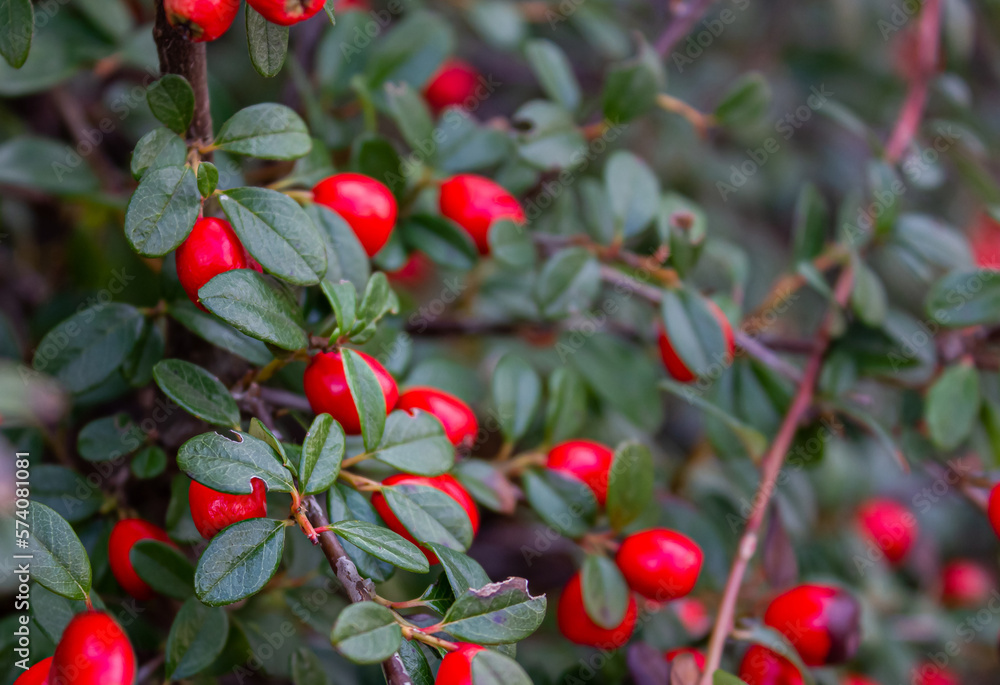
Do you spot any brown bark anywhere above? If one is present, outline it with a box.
[152,0,214,147]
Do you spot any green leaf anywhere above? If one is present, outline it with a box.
[169,299,274,366]
[124,165,201,257]
[131,540,195,600]
[219,187,326,285]
[26,502,92,601]
[371,410,454,476]
[31,465,102,523]
[535,247,601,318]
[606,441,654,531]
[738,622,815,685]
[131,128,186,180]
[131,445,168,479]
[166,597,229,680]
[351,134,403,195]
[330,520,429,573]
[470,649,533,685]
[246,5,288,78]
[215,104,311,160]
[715,72,771,127]
[0,0,33,68]
[660,287,729,378]
[713,671,750,685]
[850,260,888,327]
[146,75,195,134]
[433,110,511,173]
[792,183,827,263]
[601,38,663,124]
[488,219,536,270]
[491,354,541,442]
[364,11,453,89]
[194,518,287,606]
[661,379,767,459]
[199,270,308,351]
[521,468,597,538]
[441,577,546,643]
[153,359,240,427]
[606,150,659,238]
[328,483,395,581]
[513,100,587,170]
[524,39,581,111]
[926,363,980,450]
[397,640,434,685]
[299,414,345,494]
[343,348,388,450]
[544,367,586,444]
[291,647,328,685]
[0,136,99,196]
[581,554,629,629]
[330,602,402,664]
[658,193,707,276]
[927,269,1000,327]
[382,483,474,551]
[386,82,434,153]
[321,280,358,335]
[454,460,517,514]
[400,214,478,271]
[356,272,399,332]
[425,543,491,597]
[307,204,371,291]
[196,162,219,197]
[249,418,289,468]
[178,430,295,494]
[77,413,144,462]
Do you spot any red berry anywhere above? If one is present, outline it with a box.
[615,528,703,602]
[843,675,880,685]
[658,300,735,383]
[424,59,482,113]
[246,0,326,25]
[396,386,479,447]
[164,0,240,41]
[435,642,485,685]
[970,211,1000,269]
[335,0,370,10]
[546,440,614,506]
[371,474,480,565]
[108,519,172,600]
[48,611,135,685]
[738,645,804,685]
[13,657,51,685]
[763,584,861,666]
[386,252,433,286]
[439,174,525,255]
[941,559,994,608]
[189,477,268,539]
[911,663,960,685]
[313,173,398,257]
[674,597,711,636]
[665,648,706,670]
[303,350,399,435]
[175,217,261,311]
[856,498,917,564]
[557,571,638,649]
[988,483,1000,539]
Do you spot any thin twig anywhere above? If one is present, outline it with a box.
[698,266,854,685]
[654,0,719,57]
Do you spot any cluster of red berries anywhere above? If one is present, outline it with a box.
[15,612,135,685]
[165,0,328,42]
[543,441,705,651]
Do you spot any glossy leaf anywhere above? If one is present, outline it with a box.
[330,602,402,664]
[581,554,629,629]
[131,540,194,600]
[215,104,311,159]
[153,359,240,427]
[124,165,200,256]
[299,413,345,494]
[343,348,387,451]
[606,441,654,531]
[382,483,474,551]
[330,520,429,573]
[166,597,229,679]
[146,75,195,134]
[521,467,597,539]
[199,270,308,351]
[491,353,541,442]
[441,577,546,643]
[194,518,286,606]
[26,502,92,601]
[246,5,288,78]
[178,430,294,494]
[370,410,454,476]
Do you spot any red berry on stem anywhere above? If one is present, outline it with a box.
[164,0,240,42]
[424,59,481,113]
[665,648,706,670]
[175,217,261,311]
[48,611,136,685]
[108,519,172,600]
[396,386,478,447]
[371,474,480,564]
[970,211,1000,269]
[557,571,637,649]
[763,584,861,666]
[386,251,433,286]
[435,643,485,685]
[856,497,917,564]
[658,300,735,383]
[988,482,1000,538]
[189,477,268,539]
[738,645,804,685]
[313,173,397,257]
[13,657,51,685]
[941,559,993,607]
[615,528,703,602]
[546,440,614,506]
[439,174,525,255]
[303,350,398,435]
[246,0,326,25]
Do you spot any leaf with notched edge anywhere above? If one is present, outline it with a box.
[177,430,294,494]
[441,577,547,643]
